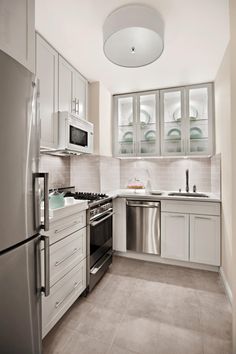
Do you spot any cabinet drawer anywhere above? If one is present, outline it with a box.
[161,200,220,216]
[42,259,86,337]
[41,228,86,287]
[43,211,86,245]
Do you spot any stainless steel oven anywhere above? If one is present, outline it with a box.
[87,199,113,291]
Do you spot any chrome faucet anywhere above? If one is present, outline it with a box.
[185,169,189,192]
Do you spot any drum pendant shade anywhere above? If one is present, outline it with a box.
[103,5,164,68]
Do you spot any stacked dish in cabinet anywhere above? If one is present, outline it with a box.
[41,210,87,337]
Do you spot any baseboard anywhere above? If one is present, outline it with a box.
[114,251,219,272]
[220,267,233,305]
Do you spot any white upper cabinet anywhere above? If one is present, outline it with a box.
[59,56,87,120]
[36,34,58,149]
[113,83,214,157]
[113,92,160,157]
[58,56,73,113]
[0,0,35,72]
[186,84,213,156]
[160,83,214,156]
[160,88,185,156]
[73,71,87,120]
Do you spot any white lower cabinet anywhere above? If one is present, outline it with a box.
[42,259,86,337]
[41,209,87,338]
[161,213,189,261]
[190,215,220,266]
[161,201,221,266]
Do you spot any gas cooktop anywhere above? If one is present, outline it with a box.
[64,191,109,202]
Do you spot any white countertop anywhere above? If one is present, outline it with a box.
[107,189,221,203]
[41,198,88,222]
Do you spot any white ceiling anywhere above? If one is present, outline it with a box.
[35,0,230,94]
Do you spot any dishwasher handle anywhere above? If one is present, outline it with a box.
[126,201,160,208]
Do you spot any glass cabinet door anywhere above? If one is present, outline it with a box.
[160,88,185,156]
[114,95,136,157]
[137,93,159,156]
[186,84,213,155]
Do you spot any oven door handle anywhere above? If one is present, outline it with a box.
[90,212,114,227]
[90,208,113,221]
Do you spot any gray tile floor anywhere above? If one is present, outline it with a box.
[43,256,232,354]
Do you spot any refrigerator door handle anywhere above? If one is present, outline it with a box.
[41,235,50,297]
[33,172,49,231]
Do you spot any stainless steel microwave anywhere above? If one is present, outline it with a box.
[58,112,94,154]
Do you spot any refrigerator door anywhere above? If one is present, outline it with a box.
[0,235,42,354]
[0,50,41,252]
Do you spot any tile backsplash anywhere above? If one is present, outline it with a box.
[120,158,212,192]
[39,155,70,189]
[40,153,221,196]
[70,155,101,192]
[70,155,120,193]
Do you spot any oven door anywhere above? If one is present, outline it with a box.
[90,210,113,269]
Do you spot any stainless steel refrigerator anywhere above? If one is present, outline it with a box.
[0,49,49,354]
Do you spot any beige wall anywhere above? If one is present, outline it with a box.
[89,81,112,157]
[215,46,233,295]
[230,0,236,351]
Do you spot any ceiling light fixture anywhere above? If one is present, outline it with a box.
[103,4,164,68]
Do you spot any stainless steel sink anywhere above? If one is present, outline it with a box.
[168,192,209,198]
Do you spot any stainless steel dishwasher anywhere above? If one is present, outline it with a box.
[126,199,161,255]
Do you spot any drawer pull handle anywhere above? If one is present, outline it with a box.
[195,216,212,220]
[55,248,79,266]
[55,281,81,309]
[169,215,184,218]
[55,221,78,234]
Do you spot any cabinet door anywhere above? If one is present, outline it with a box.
[113,95,136,157]
[58,56,74,113]
[190,215,220,266]
[186,84,213,156]
[137,92,160,156]
[161,212,189,261]
[73,71,87,120]
[36,34,58,149]
[0,0,35,72]
[160,88,186,156]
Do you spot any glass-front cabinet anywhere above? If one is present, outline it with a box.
[160,83,213,157]
[114,92,159,157]
[113,83,214,157]
[186,84,213,156]
[160,88,185,156]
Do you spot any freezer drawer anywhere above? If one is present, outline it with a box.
[0,236,42,354]
[126,199,161,255]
